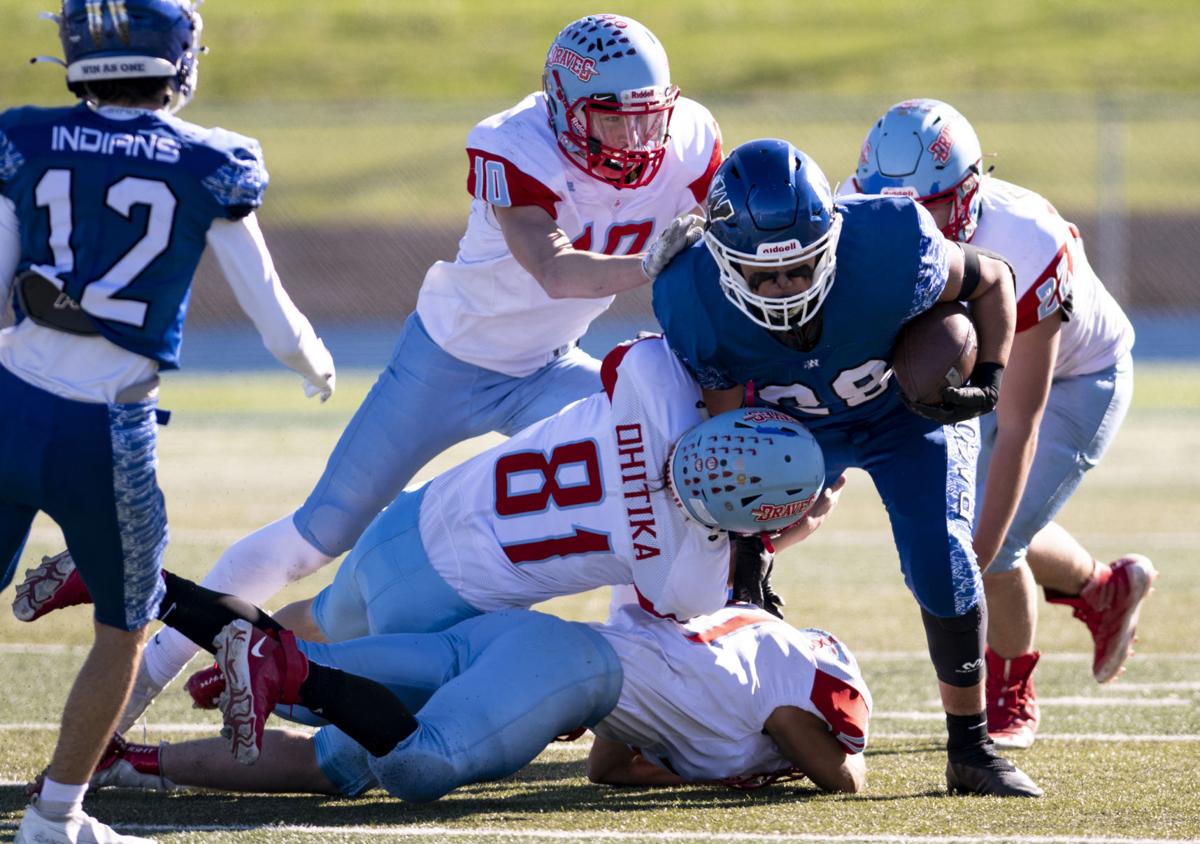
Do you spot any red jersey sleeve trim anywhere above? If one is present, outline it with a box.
[600,335,662,402]
[810,668,870,754]
[687,123,724,206]
[1015,240,1072,333]
[465,148,561,220]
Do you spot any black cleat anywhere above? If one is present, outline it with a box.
[946,743,1044,797]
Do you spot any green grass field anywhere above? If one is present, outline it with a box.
[0,363,1197,842]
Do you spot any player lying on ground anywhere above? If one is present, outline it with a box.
[853,98,1155,750]
[1,1,334,841]
[91,603,870,800]
[119,12,725,732]
[652,139,1041,798]
[18,338,841,647]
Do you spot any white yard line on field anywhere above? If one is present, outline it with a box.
[3,723,1199,744]
[0,821,1195,843]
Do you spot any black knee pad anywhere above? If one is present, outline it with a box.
[921,602,987,687]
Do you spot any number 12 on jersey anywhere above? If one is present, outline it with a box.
[493,440,613,564]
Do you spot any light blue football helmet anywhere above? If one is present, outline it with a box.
[703,139,843,331]
[669,407,825,535]
[542,14,678,189]
[55,0,204,112]
[854,99,983,242]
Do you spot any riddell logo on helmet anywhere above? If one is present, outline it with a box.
[548,45,598,82]
[881,186,919,197]
[928,124,956,163]
[756,240,802,257]
[752,493,817,522]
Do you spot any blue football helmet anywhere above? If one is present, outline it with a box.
[703,139,842,331]
[56,0,203,112]
[669,407,825,535]
[542,14,678,189]
[854,99,983,242]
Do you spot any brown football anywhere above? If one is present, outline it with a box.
[891,302,978,406]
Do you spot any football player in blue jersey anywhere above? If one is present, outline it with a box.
[652,139,1041,798]
[0,1,335,841]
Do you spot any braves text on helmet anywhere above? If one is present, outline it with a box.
[668,407,825,535]
[541,14,678,190]
[854,98,984,242]
[703,139,843,331]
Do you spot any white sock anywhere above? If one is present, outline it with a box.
[143,514,334,686]
[37,777,86,818]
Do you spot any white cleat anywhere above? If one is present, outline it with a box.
[15,798,157,844]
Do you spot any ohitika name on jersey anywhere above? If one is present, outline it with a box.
[51,126,181,164]
[615,423,660,561]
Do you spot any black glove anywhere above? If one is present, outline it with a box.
[730,535,785,619]
[904,362,1004,424]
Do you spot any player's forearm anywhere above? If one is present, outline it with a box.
[207,216,334,390]
[587,739,685,787]
[536,250,648,299]
[974,424,1039,570]
[968,258,1016,367]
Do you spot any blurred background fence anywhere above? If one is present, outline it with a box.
[2,0,1197,366]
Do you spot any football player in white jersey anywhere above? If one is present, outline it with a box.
[13,13,725,729]
[21,338,829,648]
[90,603,870,800]
[853,99,1155,749]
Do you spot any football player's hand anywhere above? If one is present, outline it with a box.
[731,534,784,617]
[773,474,847,551]
[302,338,336,400]
[304,370,336,403]
[904,362,1004,424]
[641,213,704,281]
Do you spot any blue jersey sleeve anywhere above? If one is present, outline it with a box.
[0,109,31,189]
[199,130,269,220]
[905,201,951,321]
[651,244,741,391]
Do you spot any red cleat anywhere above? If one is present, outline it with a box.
[185,663,226,710]
[1047,554,1158,683]
[985,648,1040,749]
[214,620,308,764]
[90,733,176,791]
[11,551,92,622]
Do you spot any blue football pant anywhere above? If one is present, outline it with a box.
[310,482,482,643]
[977,357,1133,574]
[308,610,623,801]
[816,403,982,618]
[0,364,166,630]
[294,313,601,558]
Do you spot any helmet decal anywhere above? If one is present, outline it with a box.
[855,99,984,242]
[669,408,825,535]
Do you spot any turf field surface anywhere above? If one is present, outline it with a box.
[0,364,1196,842]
